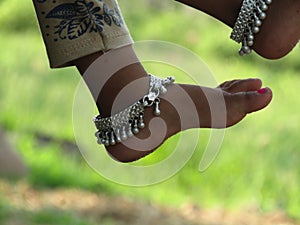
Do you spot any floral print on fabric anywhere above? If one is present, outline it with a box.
[44,0,123,40]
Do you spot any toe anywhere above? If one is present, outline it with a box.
[239,87,273,114]
[226,87,272,127]
[221,78,263,93]
[244,88,273,113]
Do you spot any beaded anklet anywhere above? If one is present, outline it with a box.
[231,0,272,56]
[93,74,175,146]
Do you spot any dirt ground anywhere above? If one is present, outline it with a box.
[0,180,298,225]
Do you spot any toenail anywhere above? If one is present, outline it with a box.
[258,88,268,94]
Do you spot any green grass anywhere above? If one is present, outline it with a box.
[1,0,300,223]
[0,200,100,225]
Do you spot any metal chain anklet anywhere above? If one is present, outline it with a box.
[230,0,272,56]
[93,74,175,146]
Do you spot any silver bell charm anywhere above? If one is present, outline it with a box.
[110,132,116,145]
[265,0,272,4]
[115,129,122,143]
[121,126,128,141]
[138,114,145,129]
[127,124,134,137]
[133,120,139,134]
[154,99,161,116]
[104,133,110,146]
[95,131,102,145]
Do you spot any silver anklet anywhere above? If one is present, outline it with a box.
[230,0,272,56]
[93,74,175,146]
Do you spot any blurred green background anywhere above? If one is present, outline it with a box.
[0,0,299,224]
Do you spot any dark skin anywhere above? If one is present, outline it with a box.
[175,0,300,59]
[73,0,300,162]
[74,46,272,162]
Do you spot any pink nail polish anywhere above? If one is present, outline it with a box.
[258,88,267,94]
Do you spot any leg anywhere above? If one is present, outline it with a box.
[74,46,272,162]
[175,0,300,59]
[33,0,272,163]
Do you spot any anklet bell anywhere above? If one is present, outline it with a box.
[93,74,175,147]
[231,0,272,56]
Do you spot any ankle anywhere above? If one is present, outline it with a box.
[97,62,149,117]
[74,45,149,117]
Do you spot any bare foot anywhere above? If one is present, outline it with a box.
[75,46,272,163]
[106,78,272,162]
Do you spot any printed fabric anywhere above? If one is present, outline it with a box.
[33,0,133,68]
